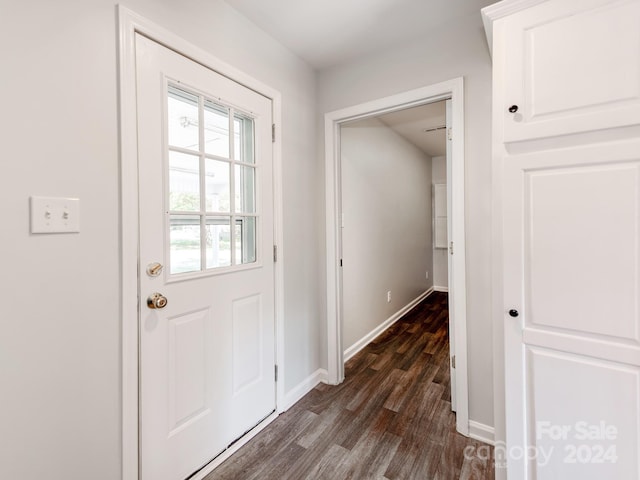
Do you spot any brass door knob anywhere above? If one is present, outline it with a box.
[147,292,168,309]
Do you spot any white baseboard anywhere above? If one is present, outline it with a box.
[433,286,449,292]
[468,420,495,445]
[281,368,328,412]
[344,287,434,362]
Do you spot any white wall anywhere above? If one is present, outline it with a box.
[341,117,433,350]
[0,1,320,478]
[432,155,449,289]
[318,11,494,427]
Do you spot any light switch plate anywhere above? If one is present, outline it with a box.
[30,196,80,233]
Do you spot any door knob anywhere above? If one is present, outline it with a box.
[508,105,519,113]
[147,292,168,309]
[508,309,519,318]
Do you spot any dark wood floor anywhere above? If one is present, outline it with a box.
[205,292,494,480]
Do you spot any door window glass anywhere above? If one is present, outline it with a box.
[167,88,199,150]
[235,217,257,265]
[205,159,230,212]
[169,215,201,274]
[167,84,259,275]
[204,100,230,158]
[233,114,255,163]
[169,151,200,212]
[234,165,256,214]
[205,216,231,269]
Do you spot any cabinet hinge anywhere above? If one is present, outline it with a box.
[272,124,276,143]
[273,245,278,262]
[451,355,456,369]
[274,365,278,382]
[449,241,454,255]
[447,127,452,141]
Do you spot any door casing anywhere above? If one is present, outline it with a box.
[323,77,470,437]
[117,7,285,480]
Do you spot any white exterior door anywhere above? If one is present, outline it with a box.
[135,34,276,480]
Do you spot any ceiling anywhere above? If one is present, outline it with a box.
[224,1,490,155]
[225,0,497,69]
[378,101,447,157]
[343,101,447,157]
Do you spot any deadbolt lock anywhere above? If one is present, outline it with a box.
[147,292,168,309]
[146,262,163,277]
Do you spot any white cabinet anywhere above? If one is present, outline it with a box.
[433,183,447,249]
[484,0,640,479]
[499,0,640,142]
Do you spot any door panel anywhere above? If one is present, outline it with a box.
[503,139,640,478]
[167,309,211,433]
[232,294,263,394]
[503,0,640,142]
[136,33,275,480]
[528,347,640,479]
[525,163,640,341]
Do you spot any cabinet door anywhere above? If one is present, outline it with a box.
[433,184,447,249]
[503,138,640,479]
[502,0,640,143]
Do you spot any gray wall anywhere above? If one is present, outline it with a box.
[341,117,433,351]
[318,11,494,427]
[0,1,320,478]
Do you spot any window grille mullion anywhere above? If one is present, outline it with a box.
[199,95,206,271]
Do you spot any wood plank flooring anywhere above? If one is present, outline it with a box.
[204,292,494,480]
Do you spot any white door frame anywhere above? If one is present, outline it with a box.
[324,77,469,435]
[117,7,285,480]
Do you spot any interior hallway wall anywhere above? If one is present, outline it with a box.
[0,1,320,478]
[341,117,433,351]
[318,11,494,428]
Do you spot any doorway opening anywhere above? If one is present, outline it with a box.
[324,78,469,435]
[339,100,448,347]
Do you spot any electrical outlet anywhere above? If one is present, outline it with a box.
[426,271,429,280]
[387,291,391,303]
